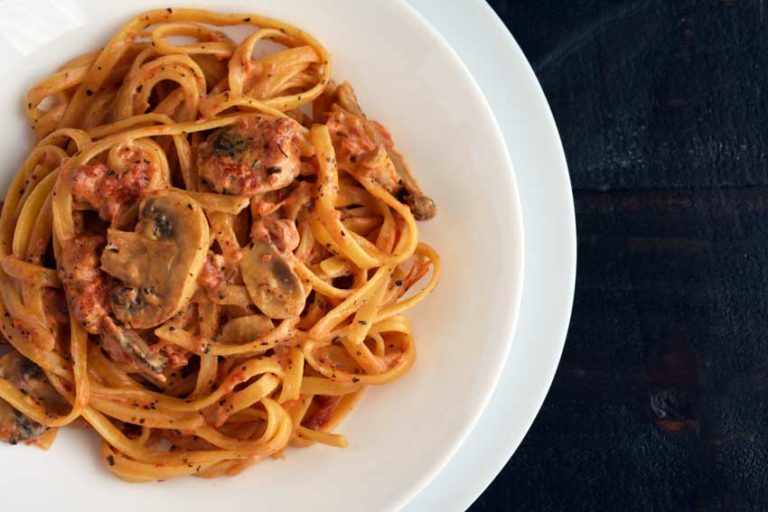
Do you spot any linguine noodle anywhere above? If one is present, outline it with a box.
[0,8,439,481]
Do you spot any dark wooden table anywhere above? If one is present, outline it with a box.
[470,1,768,511]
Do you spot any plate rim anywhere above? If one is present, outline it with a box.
[382,1,527,509]
[0,1,526,511]
[401,0,576,510]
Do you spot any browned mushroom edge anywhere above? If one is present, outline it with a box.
[101,190,210,329]
[240,239,306,320]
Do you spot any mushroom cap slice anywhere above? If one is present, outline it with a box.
[101,190,210,329]
[240,240,306,319]
[218,314,274,343]
[101,317,167,375]
[0,351,68,444]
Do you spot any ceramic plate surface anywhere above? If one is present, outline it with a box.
[0,1,523,511]
[404,1,576,510]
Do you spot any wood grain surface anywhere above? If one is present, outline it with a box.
[471,1,768,510]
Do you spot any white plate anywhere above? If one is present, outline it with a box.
[404,1,576,510]
[0,1,523,511]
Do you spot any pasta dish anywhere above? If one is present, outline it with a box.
[0,8,439,481]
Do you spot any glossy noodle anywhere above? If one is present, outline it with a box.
[0,8,439,481]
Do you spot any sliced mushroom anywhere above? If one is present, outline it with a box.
[0,405,46,444]
[387,149,437,221]
[336,82,436,221]
[240,239,306,319]
[101,190,210,329]
[218,314,274,343]
[0,351,67,445]
[100,317,167,375]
